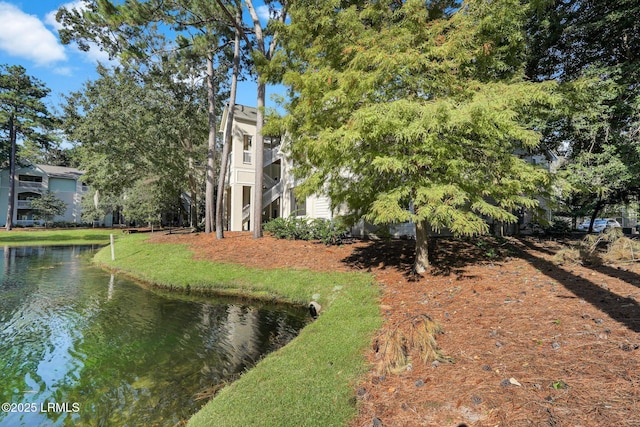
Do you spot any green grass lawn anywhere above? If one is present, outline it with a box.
[0,228,115,246]
[94,234,381,427]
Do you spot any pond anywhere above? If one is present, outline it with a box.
[0,245,309,426]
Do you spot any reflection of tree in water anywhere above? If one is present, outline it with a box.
[198,303,309,384]
[0,246,91,425]
[0,246,308,426]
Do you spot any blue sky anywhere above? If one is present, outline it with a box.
[0,0,274,112]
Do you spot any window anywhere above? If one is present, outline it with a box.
[243,135,252,164]
[291,190,306,216]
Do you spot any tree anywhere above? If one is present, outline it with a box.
[215,0,288,238]
[62,66,163,193]
[57,0,232,232]
[526,0,640,229]
[277,0,557,272]
[30,191,67,227]
[0,64,56,230]
[81,188,122,226]
[216,8,242,239]
[559,146,634,231]
[62,64,208,226]
[122,179,177,228]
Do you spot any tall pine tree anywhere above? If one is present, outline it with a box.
[0,65,56,230]
[57,0,233,232]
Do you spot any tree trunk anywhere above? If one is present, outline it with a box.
[186,134,198,228]
[243,0,275,240]
[414,219,430,274]
[204,55,217,233]
[252,81,265,239]
[188,173,197,228]
[5,115,16,231]
[588,200,604,233]
[216,13,241,239]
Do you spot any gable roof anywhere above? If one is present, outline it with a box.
[36,164,84,180]
[233,104,258,123]
[219,104,258,131]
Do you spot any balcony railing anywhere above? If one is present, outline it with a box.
[263,147,282,167]
[17,181,44,190]
[17,200,33,209]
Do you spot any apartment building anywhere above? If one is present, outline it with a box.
[0,164,87,227]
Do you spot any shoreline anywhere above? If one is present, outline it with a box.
[93,233,381,427]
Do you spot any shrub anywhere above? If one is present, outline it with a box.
[528,218,572,236]
[263,217,307,240]
[543,220,572,236]
[264,216,349,245]
[51,221,78,228]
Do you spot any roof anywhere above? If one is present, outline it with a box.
[233,104,258,122]
[219,104,258,131]
[36,164,84,180]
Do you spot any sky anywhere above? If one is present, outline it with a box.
[0,0,278,112]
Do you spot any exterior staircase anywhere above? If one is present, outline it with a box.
[240,144,284,224]
[242,176,284,223]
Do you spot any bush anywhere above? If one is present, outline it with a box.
[264,216,349,245]
[263,217,308,240]
[51,221,79,228]
[528,218,572,236]
[543,220,572,236]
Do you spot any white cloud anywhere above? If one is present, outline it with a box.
[0,2,67,65]
[81,45,113,65]
[53,66,73,76]
[256,5,284,23]
[256,5,271,21]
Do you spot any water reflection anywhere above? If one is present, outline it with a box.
[0,246,308,426]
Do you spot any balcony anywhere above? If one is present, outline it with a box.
[263,147,282,167]
[17,181,44,190]
[17,200,33,209]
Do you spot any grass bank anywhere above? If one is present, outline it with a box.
[94,234,381,427]
[0,228,114,246]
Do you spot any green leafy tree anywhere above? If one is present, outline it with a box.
[81,188,122,226]
[30,191,67,227]
[122,179,180,228]
[276,0,558,272]
[559,146,634,230]
[62,66,160,194]
[0,64,57,230]
[62,64,208,227]
[57,0,233,232]
[526,0,640,230]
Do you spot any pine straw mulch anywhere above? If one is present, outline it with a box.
[149,231,640,427]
